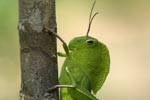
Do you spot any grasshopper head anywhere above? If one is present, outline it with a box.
[68,36,98,51]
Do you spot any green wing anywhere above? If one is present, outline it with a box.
[60,67,98,100]
[68,86,98,100]
[60,87,98,100]
[92,44,110,94]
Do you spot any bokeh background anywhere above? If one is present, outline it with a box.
[0,0,149,100]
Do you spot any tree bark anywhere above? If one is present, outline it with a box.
[18,0,59,100]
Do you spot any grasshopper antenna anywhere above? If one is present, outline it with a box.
[86,0,99,37]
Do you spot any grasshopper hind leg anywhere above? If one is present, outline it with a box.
[48,67,76,92]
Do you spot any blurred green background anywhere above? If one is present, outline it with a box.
[0,0,149,100]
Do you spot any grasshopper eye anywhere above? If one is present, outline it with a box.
[86,39,94,44]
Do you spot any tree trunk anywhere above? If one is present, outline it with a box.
[18,0,59,100]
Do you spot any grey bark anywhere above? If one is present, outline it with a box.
[18,0,59,100]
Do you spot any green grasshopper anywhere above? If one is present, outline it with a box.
[47,0,110,100]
